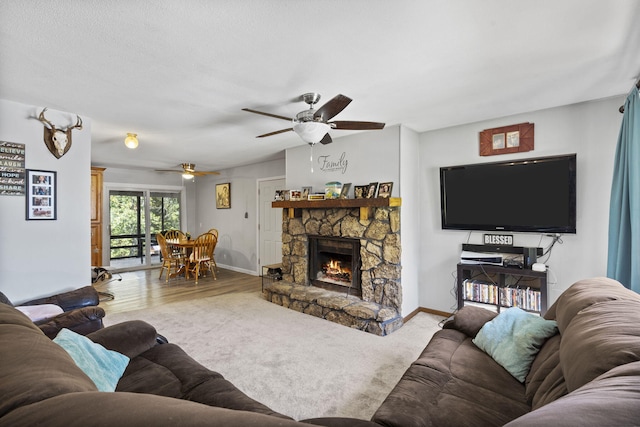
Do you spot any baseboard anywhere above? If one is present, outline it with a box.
[215,263,258,276]
[404,307,453,323]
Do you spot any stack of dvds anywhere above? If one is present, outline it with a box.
[500,286,541,312]
[463,279,541,312]
[463,279,499,305]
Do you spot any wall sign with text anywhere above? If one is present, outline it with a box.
[0,141,26,195]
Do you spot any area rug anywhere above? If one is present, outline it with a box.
[104,292,445,421]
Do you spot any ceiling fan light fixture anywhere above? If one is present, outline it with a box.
[182,172,194,180]
[124,133,138,149]
[293,121,331,144]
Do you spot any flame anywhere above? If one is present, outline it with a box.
[321,258,352,283]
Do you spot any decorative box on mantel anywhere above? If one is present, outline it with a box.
[272,197,401,221]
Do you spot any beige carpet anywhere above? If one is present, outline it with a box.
[104,291,445,421]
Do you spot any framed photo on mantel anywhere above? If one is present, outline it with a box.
[479,122,534,156]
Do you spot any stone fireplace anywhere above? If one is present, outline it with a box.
[263,200,403,336]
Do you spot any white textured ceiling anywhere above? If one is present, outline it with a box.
[1,0,639,173]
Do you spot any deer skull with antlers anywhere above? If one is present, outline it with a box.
[38,107,83,159]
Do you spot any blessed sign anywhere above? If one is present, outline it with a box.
[483,234,513,246]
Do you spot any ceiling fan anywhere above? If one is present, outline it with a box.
[155,163,220,180]
[243,93,385,145]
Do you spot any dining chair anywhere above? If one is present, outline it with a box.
[187,233,217,284]
[164,229,186,257]
[206,228,219,270]
[207,228,219,240]
[157,233,185,282]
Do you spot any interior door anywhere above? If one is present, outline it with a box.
[259,178,284,271]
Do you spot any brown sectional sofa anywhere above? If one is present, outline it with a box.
[1,277,639,426]
[0,299,377,427]
[372,277,640,426]
[0,286,105,338]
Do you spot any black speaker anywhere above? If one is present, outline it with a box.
[523,247,537,269]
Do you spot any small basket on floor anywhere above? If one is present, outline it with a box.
[261,264,283,291]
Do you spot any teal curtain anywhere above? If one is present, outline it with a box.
[607,86,640,292]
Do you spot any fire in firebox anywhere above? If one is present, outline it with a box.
[319,259,352,284]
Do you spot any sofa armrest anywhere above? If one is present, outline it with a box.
[87,320,159,358]
[442,305,497,337]
[301,417,381,426]
[20,286,100,311]
[34,306,105,339]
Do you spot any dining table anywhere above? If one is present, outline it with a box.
[166,238,196,279]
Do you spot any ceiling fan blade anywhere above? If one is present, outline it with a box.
[330,121,386,130]
[155,169,183,173]
[242,108,293,122]
[256,128,293,138]
[314,94,352,122]
[319,133,332,145]
[192,171,220,176]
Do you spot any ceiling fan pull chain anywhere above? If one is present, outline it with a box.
[310,143,314,173]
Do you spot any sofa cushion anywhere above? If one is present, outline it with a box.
[443,304,497,337]
[53,328,129,392]
[524,334,568,409]
[0,304,97,419]
[560,298,640,392]
[372,328,530,427]
[544,277,640,332]
[117,342,291,419]
[87,320,159,359]
[505,361,640,427]
[473,307,558,382]
[0,391,314,427]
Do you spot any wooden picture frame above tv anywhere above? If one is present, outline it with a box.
[479,122,534,156]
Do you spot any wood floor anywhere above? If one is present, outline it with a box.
[93,267,262,315]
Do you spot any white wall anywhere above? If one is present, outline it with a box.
[0,99,91,303]
[419,96,624,313]
[399,126,420,316]
[286,126,401,196]
[193,158,285,275]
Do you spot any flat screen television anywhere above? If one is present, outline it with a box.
[440,154,576,234]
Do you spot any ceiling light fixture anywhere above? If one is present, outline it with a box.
[124,133,138,149]
[292,121,331,145]
[182,172,194,180]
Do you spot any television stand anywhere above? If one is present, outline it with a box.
[457,263,548,315]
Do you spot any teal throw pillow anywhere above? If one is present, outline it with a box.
[53,328,129,392]
[472,307,558,382]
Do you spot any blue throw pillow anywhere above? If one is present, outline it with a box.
[472,307,558,382]
[53,328,129,392]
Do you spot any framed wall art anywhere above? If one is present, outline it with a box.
[25,169,56,220]
[479,122,534,156]
[216,182,231,209]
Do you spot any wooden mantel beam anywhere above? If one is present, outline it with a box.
[272,197,401,220]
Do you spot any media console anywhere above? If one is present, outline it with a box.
[457,263,548,315]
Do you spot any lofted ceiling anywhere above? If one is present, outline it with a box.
[1,1,639,174]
